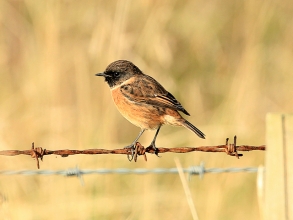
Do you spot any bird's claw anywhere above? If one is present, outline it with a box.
[124,144,135,161]
[148,142,160,157]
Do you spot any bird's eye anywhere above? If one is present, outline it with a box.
[114,72,120,77]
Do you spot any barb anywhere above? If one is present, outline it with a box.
[0,136,265,168]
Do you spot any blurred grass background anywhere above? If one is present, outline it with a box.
[0,0,292,219]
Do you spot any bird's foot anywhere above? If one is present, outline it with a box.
[124,144,135,161]
[148,141,160,157]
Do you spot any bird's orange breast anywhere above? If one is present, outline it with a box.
[111,85,164,130]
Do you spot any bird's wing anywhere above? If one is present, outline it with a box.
[120,76,190,115]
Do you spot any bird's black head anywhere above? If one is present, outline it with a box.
[95,60,143,88]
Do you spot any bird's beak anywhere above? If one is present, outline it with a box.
[95,73,107,77]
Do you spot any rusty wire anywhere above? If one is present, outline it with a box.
[0,136,265,169]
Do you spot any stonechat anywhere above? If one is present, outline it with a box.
[95,60,205,155]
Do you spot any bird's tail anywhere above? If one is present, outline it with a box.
[182,119,205,139]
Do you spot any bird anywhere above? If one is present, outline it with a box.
[95,60,205,157]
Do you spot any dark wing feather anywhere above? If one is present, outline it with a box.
[120,75,190,115]
[155,92,190,115]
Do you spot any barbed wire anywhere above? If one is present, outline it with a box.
[0,166,259,177]
[0,163,261,186]
[0,136,265,169]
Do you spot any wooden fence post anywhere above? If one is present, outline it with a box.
[264,113,293,220]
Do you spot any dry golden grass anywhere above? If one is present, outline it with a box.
[0,0,292,219]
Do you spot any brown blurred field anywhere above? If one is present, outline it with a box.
[0,0,292,219]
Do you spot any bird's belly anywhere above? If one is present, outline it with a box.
[111,88,163,130]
